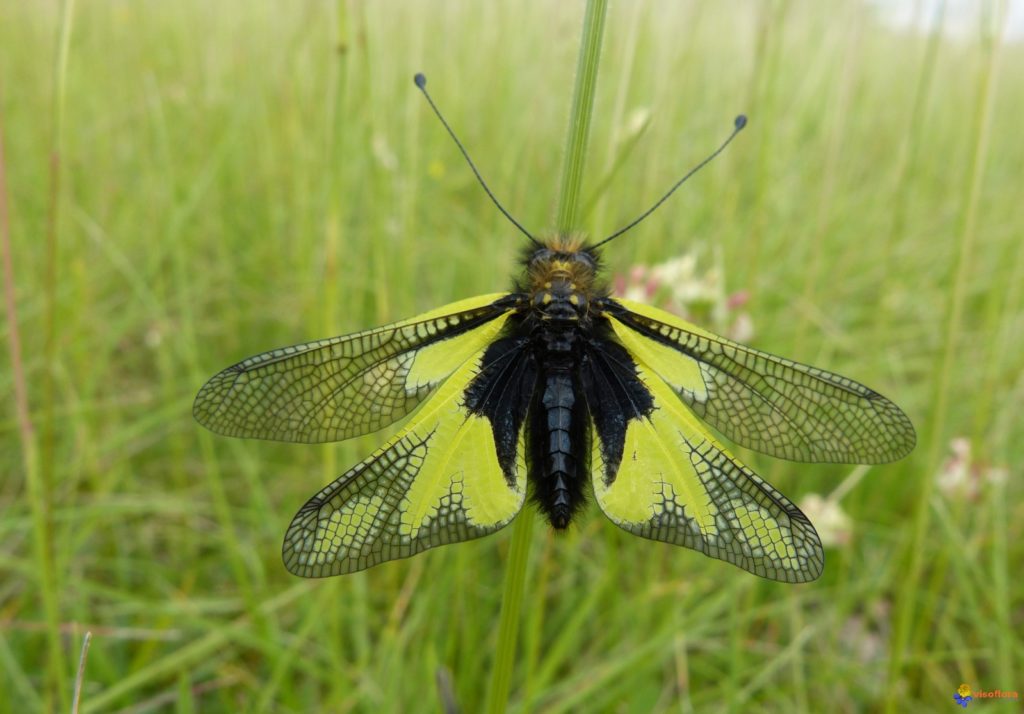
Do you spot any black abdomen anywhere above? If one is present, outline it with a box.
[468,289,595,530]
[529,368,588,528]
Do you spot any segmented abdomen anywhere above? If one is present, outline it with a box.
[530,369,588,528]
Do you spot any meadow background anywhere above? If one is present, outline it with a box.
[2,0,1022,711]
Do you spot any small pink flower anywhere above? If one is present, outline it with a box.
[613,273,626,296]
[644,276,660,299]
[727,290,750,310]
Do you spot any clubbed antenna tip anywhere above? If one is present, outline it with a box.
[590,113,750,249]
[413,71,540,247]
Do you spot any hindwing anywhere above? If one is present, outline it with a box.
[194,294,513,443]
[283,338,530,577]
[605,298,916,464]
[587,352,824,583]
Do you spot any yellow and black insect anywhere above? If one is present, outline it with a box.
[194,74,915,582]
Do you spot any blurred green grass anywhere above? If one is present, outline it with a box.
[1,0,1022,711]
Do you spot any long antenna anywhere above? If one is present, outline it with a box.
[590,115,748,249]
[414,73,541,248]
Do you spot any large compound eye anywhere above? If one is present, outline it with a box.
[572,252,595,270]
[528,248,553,268]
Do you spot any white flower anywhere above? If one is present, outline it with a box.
[611,251,754,340]
[936,437,973,498]
[727,312,755,342]
[935,437,1007,501]
[798,493,852,548]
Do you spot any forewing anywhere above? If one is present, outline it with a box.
[607,298,916,464]
[282,341,530,577]
[194,293,513,443]
[589,357,824,583]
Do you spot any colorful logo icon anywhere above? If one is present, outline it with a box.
[954,683,973,708]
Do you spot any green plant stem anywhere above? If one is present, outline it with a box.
[485,507,535,714]
[485,3,607,712]
[1,96,46,714]
[36,0,77,710]
[555,0,608,235]
[71,631,92,714]
[873,0,945,342]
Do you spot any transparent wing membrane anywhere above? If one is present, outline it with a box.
[193,294,511,443]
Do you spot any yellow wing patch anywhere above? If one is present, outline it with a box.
[591,361,823,583]
[400,412,521,538]
[595,397,717,535]
[194,293,509,443]
[283,347,526,577]
[608,314,707,402]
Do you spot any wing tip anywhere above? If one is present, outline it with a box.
[864,403,918,464]
[192,368,239,431]
[795,547,825,583]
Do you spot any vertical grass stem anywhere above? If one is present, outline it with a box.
[35,0,77,709]
[485,2,607,712]
[555,0,608,236]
